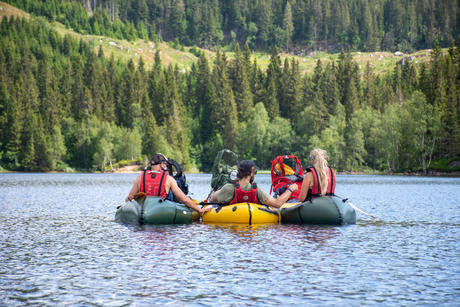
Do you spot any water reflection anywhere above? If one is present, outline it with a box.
[203,223,273,239]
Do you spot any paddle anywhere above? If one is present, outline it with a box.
[133,192,146,200]
[346,201,376,219]
[280,202,302,210]
[198,201,229,206]
[335,195,377,219]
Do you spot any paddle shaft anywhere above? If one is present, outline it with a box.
[334,194,377,219]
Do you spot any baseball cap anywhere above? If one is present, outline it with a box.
[238,160,259,173]
[151,153,168,165]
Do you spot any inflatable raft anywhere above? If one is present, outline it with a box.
[115,196,198,225]
[281,196,356,225]
[202,203,281,224]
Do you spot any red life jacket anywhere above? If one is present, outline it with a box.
[229,182,260,204]
[309,167,336,198]
[270,155,304,200]
[139,169,168,198]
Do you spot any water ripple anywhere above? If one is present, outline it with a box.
[0,173,459,305]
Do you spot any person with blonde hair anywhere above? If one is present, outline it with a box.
[297,148,336,202]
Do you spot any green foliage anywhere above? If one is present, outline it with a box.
[429,157,460,172]
[7,0,459,52]
[0,14,459,174]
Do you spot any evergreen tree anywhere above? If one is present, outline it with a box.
[282,1,294,50]
[37,60,60,132]
[264,46,282,119]
[363,62,376,108]
[336,50,360,120]
[0,82,21,169]
[210,50,238,150]
[229,43,253,122]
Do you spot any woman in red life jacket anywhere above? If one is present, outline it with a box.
[211,160,297,208]
[298,148,336,202]
[125,153,211,216]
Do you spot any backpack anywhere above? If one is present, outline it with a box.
[167,159,189,200]
[210,149,238,192]
[270,155,304,200]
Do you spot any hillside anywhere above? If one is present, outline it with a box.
[0,1,433,76]
[52,22,434,76]
[0,1,28,19]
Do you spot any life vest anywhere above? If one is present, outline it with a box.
[308,167,336,199]
[139,169,168,198]
[270,155,304,200]
[229,182,260,204]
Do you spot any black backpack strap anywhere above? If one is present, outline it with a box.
[158,170,167,197]
[329,167,334,195]
[142,170,147,193]
[311,167,321,195]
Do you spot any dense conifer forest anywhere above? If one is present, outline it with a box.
[5,0,459,53]
[0,1,459,173]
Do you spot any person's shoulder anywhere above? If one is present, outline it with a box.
[256,186,269,195]
[166,174,176,183]
[221,183,235,190]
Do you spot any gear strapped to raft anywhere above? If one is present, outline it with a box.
[210,149,238,192]
[270,155,304,200]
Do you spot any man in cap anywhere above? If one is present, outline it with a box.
[125,153,211,215]
[211,160,297,208]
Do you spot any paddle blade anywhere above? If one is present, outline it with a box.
[133,192,146,200]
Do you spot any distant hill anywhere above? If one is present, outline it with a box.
[0,1,434,76]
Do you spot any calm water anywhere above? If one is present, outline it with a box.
[0,173,459,306]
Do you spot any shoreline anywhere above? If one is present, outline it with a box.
[1,168,459,177]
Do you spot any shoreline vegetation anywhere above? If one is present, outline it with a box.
[1,162,459,177]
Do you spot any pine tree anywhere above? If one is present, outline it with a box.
[336,50,360,120]
[363,62,376,108]
[37,60,60,132]
[71,54,85,120]
[0,82,21,169]
[282,0,294,50]
[210,50,238,150]
[265,46,282,119]
[163,65,191,168]
[118,59,136,127]
[142,110,160,156]
[279,57,300,119]
[19,71,40,170]
[229,43,253,122]
[264,77,279,120]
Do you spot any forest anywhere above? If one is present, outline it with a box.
[0,1,459,173]
[5,0,459,53]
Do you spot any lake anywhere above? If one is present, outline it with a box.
[0,173,459,306]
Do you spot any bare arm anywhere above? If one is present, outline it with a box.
[125,175,141,202]
[263,184,299,208]
[298,172,313,202]
[167,176,211,215]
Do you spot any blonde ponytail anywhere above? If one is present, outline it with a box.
[310,148,329,195]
